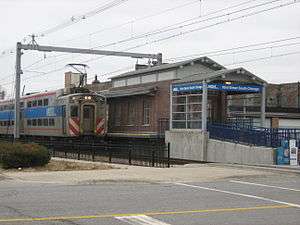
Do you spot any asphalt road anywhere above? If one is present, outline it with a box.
[0,172,300,225]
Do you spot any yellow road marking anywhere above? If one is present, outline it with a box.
[0,204,291,223]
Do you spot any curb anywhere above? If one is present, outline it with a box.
[208,163,300,175]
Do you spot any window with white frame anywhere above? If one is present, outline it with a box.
[172,93,210,129]
[143,100,151,125]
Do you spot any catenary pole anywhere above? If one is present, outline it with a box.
[13,41,162,139]
[14,42,22,139]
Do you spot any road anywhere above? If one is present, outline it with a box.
[0,169,299,224]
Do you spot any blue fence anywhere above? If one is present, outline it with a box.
[208,123,300,148]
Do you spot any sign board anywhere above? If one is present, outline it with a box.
[172,83,262,93]
[276,140,290,165]
[289,140,298,166]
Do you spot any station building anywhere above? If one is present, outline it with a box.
[101,57,225,137]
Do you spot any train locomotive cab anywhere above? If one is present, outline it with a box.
[67,93,106,137]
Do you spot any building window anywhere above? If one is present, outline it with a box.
[128,101,135,125]
[27,119,31,126]
[115,104,121,126]
[127,77,140,86]
[113,79,126,88]
[143,100,151,125]
[70,106,79,117]
[43,99,49,106]
[141,74,156,84]
[32,119,37,126]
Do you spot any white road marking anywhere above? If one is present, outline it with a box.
[173,182,300,208]
[230,180,300,192]
[115,215,171,225]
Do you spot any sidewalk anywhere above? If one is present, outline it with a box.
[1,158,274,185]
[209,163,300,174]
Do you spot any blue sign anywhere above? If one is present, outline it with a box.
[172,83,262,93]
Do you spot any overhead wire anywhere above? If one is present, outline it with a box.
[23,0,289,72]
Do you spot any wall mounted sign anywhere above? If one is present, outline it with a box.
[172,83,262,93]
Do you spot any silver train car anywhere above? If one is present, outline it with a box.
[0,89,107,137]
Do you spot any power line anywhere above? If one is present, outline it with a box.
[60,0,200,44]
[24,0,289,72]
[166,36,300,61]
[79,0,300,65]
[38,0,130,37]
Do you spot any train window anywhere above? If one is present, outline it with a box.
[38,119,42,126]
[32,119,37,126]
[49,118,55,126]
[11,121,14,126]
[32,101,37,107]
[27,120,32,126]
[38,100,43,106]
[70,106,78,117]
[43,99,49,106]
[27,101,32,108]
[43,118,48,126]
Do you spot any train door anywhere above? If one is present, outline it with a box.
[62,105,66,135]
[82,105,95,134]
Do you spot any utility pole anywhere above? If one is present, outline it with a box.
[14,42,22,139]
[13,39,162,139]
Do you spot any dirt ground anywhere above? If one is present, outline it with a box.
[0,159,116,172]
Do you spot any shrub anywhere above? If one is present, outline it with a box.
[0,142,50,169]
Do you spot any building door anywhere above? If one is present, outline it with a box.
[83,105,95,134]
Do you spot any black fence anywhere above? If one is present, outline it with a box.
[208,123,300,148]
[40,138,170,168]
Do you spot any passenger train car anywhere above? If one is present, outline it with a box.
[0,89,107,138]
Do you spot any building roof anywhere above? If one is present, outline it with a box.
[100,85,157,98]
[110,57,226,80]
[174,67,267,85]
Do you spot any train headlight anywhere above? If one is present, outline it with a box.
[84,96,92,100]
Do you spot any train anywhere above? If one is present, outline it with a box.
[0,88,107,138]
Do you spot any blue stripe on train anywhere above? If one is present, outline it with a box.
[0,111,14,121]
[24,106,63,118]
[0,106,63,120]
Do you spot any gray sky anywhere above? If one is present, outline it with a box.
[0,0,299,96]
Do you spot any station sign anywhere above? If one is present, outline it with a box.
[172,83,262,93]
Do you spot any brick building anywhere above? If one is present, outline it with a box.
[100,57,225,137]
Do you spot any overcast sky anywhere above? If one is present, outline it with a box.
[0,0,299,96]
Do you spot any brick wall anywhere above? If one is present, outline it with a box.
[107,80,172,134]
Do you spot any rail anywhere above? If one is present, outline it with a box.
[208,123,300,148]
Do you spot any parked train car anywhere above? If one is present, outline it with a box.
[0,89,107,138]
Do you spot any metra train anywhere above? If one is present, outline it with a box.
[0,89,107,138]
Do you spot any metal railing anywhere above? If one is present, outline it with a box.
[41,139,170,168]
[208,123,300,148]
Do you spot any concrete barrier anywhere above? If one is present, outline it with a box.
[165,129,208,161]
[207,139,275,165]
[166,129,276,165]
